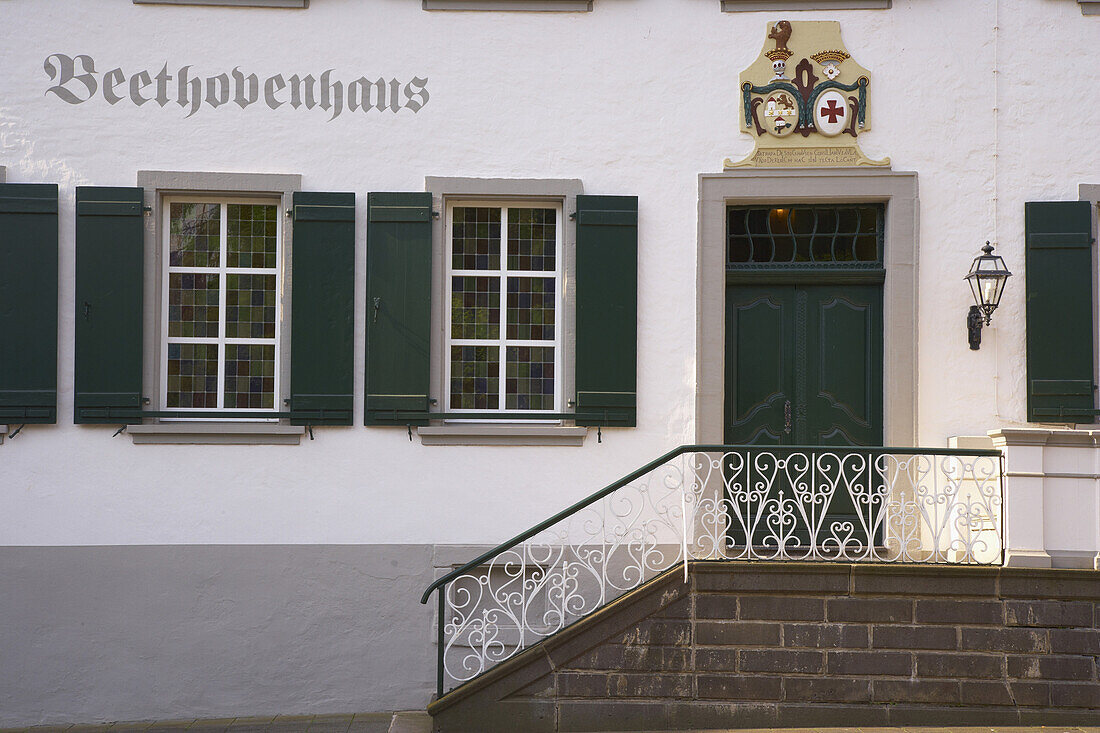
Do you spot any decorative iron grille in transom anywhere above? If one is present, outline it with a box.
[727,204,884,268]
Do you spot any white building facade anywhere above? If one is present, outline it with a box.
[1,0,1099,726]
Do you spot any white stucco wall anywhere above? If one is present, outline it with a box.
[0,0,1097,548]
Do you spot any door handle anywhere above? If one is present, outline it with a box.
[783,400,792,434]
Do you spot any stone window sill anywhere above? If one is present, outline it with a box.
[134,0,308,7]
[423,0,591,10]
[721,0,890,9]
[418,425,588,446]
[128,423,306,445]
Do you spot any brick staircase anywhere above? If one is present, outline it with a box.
[427,563,1100,732]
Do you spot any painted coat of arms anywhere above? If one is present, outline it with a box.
[726,20,889,168]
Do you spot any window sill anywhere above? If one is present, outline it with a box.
[134,0,308,7]
[417,425,588,446]
[1083,1,1100,15]
[423,0,591,10]
[721,0,890,9]
[128,423,306,445]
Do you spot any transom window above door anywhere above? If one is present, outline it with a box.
[727,204,884,268]
[445,202,562,414]
[162,198,281,414]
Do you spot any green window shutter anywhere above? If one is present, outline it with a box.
[290,192,355,426]
[365,192,433,426]
[74,186,144,424]
[575,194,638,427]
[0,183,59,424]
[1025,200,1096,422]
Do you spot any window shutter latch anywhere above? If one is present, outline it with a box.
[372,297,382,323]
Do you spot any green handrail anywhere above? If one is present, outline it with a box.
[418,443,1002,605]
[421,442,1004,698]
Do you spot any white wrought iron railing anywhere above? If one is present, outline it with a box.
[420,444,1004,697]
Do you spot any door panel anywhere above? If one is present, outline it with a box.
[725,286,795,446]
[807,285,883,447]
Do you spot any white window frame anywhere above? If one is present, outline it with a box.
[444,199,565,420]
[160,195,283,419]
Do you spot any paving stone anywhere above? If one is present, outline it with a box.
[343,714,390,733]
[305,716,352,733]
[385,713,430,733]
[184,720,233,733]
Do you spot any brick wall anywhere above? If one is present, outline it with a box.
[429,563,1100,732]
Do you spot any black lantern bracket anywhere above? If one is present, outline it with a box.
[965,241,1012,351]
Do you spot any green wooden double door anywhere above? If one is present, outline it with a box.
[724,282,884,546]
[725,282,883,447]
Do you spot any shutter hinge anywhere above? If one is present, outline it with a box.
[431,210,440,219]
[285,208,294,220]
[569,212,578,221]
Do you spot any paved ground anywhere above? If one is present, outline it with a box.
[0,712,430,733]
[3,720,1100,733]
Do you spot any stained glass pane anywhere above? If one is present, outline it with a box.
[450,345,499,410]
[451,276,500,339]
[227,203,278,268]
[225,274,276,339]
[506,346,554,410]
[507,208,556,272]
[169,203,221,268]
[506,277,555,341]
[223,344,276,409]
[166,343,219,408]
[168,273,220,338]
[452,207,501,271]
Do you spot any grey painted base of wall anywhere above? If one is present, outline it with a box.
[0,544,460,727]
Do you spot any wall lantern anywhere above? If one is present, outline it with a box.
[965,241,1012,350]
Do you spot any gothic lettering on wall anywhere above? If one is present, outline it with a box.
[43,53,430,120]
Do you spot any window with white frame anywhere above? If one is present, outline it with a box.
[162,197,281,413]
[446,201,562,413]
